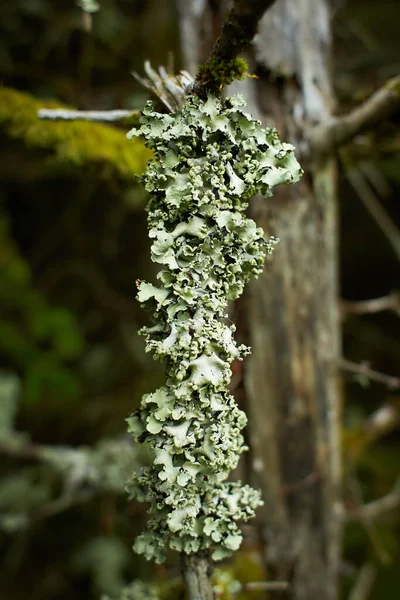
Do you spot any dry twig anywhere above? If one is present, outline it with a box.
[341,292,400,318]
[309,75,400,154]
[38,108,138,122]
[338,358,400,390]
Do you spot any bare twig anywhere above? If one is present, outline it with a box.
[341,292,400,318]
[364,402,400,442]
[348,478,400,522]
[343,161,400,261]
[38,108,138,122]
[192,0,276,97]
[338,358,400,390]
[241,581,290,592]
[348,563,377,600]
[309,75,400,154]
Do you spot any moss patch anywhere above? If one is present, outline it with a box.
[0,87,151,181]
[195,57,248,97]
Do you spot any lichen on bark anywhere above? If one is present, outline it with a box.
[126,93,302,563]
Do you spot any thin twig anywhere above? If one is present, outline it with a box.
[341,292,400,318]
[349,478,400,522]
[348,563,377,600]
[338,358,400,390]
[241,581,290,591]
[364,403,400,442]
[38,108,138,122]
[343,161,400,261]
[309,75,400,154]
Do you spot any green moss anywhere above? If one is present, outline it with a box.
[0,87,151,181]
[196,57,248,97]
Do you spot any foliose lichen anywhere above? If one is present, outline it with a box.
[126,93,302,563]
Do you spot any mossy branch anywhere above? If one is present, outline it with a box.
[0,87,150,182]
[192,0,277,97]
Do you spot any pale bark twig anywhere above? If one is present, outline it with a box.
[348,563,377,600]
[241,581,290,591]
[363,403,400,442]
[338,358,400,390]
[349,478,400,522]
[38,108,138,122]
[310,75,400,154]
[343,161,400,261]
[181,554,214,600]
[341,292,400,318]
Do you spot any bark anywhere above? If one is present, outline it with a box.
[245,1,342,599]
[178,1,342,599]
[181,554,215,600]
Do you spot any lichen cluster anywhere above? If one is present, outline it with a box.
[126,94,301,563]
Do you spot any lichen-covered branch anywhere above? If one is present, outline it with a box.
[192,0,277,97]
[125,93,301,571]
[0,434,136,531]
[309,75,400,154]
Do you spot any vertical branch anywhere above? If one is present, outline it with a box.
[182,554,215,600]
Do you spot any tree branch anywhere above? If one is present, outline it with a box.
[192,0,276,97]
[309,75,400,154]
[342,158,400,261]
[38,108,138,122]
[341,292,400,318]
[241,581,290,592]
[348,478,400,522]
[348,564,377,600]
[181,553,215,600]
[338,358,400,390]
[0,435,136,531]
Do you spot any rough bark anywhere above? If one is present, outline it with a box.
[178,1,342,599]
[181,554,215,600]
[245,1,342,599]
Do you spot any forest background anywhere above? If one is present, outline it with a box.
[0,1,399,599]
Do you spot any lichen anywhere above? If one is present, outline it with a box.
[126,94,302,563]
[0,87,151,181]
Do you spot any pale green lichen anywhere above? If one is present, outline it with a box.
[126,94,302,563]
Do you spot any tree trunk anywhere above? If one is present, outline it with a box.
[177,1,342,599]
[244,1,342,599]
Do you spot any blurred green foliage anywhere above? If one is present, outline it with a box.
[0,210,84,404]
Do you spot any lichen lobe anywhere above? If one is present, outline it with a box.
[126,93,302,563]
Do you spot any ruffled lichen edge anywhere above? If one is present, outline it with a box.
[0,87,151,181]
[126,93,302,563]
